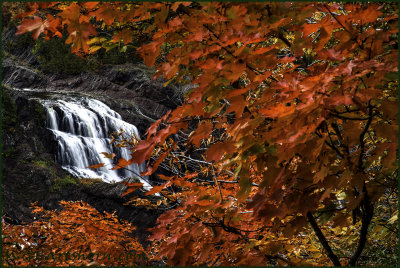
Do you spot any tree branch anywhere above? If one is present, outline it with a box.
[329,112,376,121]
[307,211,342,266]
[348,184,374,266]
[358,103,374,171]
[325,140,344,158]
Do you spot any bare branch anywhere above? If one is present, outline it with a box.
[348,184,374,266]
[307,211,341,266]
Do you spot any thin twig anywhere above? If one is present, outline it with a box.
[212,167,223,201]
[358,103,374,171]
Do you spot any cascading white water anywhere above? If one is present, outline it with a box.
[41,97,149,187]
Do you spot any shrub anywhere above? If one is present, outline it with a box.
[32,37,87,74]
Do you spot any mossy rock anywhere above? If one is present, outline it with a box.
[50,175,78,193]
[126,177,142,183]
[78,178,104,186]
[33,160,47,169]
[31,159,57,177]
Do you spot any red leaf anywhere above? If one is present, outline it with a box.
[251,45,277,55]
[112,28,133,44]
[259,103,295,118]
[131,141,156,165]
[189,49,204,60]
[226,95,247,117]
[280,56,296,63]
[145,181,172,196]
[83,2,99,10]
[141,147,173,176]
[121,182,144,187]
[206,141,236,162]
[138,40,163,67]
[89,3,117,25]
[16,16,49,39]
[87,163,105,169]
[189,121,213,147]
[158,174,174,180]
[59,3,81,23]
[101,152,116,159]
[302,22,320,37]
[111,158,132,170]
[38,2,58,9]
[122,185,143,197]
[318,48,344,61]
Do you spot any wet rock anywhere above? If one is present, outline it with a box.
[2,59,47,89]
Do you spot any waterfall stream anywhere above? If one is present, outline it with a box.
[41,96,149,187]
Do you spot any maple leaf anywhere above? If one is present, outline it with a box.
[145,181,172,196]
[122,184,143,197]
[206,141,236,162]
[259,103,296,119]
[142,147,173,176]
[88,3,118,25]
[16,16,49,39]
[189,121,213,147]
[111,158,133,170]
[112,28,134,44]
[59,3,81,24]
[303,22,320,37]
[83,2,99,10]
[137,40,163,67]
[87,163,105,169]
[130,141,157,165]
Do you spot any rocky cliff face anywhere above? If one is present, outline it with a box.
[1,26,185,245]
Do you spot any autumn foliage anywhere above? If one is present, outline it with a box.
[9,1,399,266]
[2,201,147,266]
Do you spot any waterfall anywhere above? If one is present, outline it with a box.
[41,97,149,187]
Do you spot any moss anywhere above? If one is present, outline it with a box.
[33,37,88,74]
[32,160,56,177]
[32,100,46,126]
[33,160,47,168]
[2,50,9,58]
[78,178,103,186]
[2,147,16,159]
[50,175,78,193]
[1,89,18,132]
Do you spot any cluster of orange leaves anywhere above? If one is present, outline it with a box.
[2,201,147,266]
[13,2,398,266]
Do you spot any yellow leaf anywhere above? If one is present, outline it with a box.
[163,78,174,87]
[388,214,398,224]
[89,45,102,53]
[87,37,100,45]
